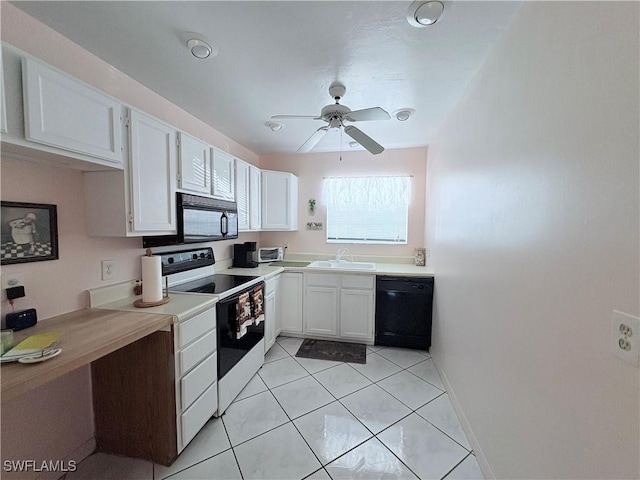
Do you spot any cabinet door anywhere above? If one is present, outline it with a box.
[212,149,235,201]
[264,291,276,352]
[128,109,177,233]
[305,286,338,336]
[261,170,298,230]
[340,289,374,341]
[235,159,250,231]
[274,274,282,337]
[22,58,122,165]
[249,166,262,231]
[280,272,303,334]
[178,132,210,194]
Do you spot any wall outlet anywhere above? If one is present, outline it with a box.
[1,273,25,301]
[611,310,639,367]
[101,260,116,281]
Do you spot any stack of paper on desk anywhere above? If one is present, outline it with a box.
[0,332,61,362]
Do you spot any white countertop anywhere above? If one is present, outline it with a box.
[221,263,434,277]
[93,292,218,322]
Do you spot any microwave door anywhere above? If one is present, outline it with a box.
[183,207,224,242]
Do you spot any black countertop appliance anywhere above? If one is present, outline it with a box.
[233,241,258,268]
[375,276,434,350]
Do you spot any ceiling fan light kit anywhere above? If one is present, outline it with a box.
[407,1,445,27]
[271,82,391,155]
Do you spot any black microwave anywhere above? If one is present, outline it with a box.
[143,193,238,248]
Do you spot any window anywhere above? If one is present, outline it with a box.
[322,176,411,244]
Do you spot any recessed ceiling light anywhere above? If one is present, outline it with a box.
[265,121,284,132]
[186,37,217,59]
[393,109,415,121]
[407,1,445,27]
[348,141,359,148]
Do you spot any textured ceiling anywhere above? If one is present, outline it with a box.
[12,1,521,155]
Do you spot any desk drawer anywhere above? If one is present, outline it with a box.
[181,381,217,448]
[181,352,217,411]
[179,329,216,375]
[179,308,215,348]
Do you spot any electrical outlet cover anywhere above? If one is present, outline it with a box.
[101,260,116,281]
[611,310,640,367]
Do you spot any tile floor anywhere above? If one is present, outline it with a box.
[66,337,484,480]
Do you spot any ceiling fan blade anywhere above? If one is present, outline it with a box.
[344,126,384,155]
[271,115,321,120]
[345,107,391,122]
[298,127,329,153]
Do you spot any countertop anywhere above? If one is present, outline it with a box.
[222,262,434,277]
[94,292,218,321]
[1,308,173,402]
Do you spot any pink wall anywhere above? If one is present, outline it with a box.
[0,4,259,477]
[259,147,427,257]
[425,2,639,479]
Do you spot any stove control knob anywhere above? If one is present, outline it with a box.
[200,253,206,258]
[192,254,198,260]
[168,258,174,264]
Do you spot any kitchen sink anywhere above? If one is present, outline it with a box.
[307,260,376,270]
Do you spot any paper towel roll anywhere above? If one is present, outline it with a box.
[141,255,163,303]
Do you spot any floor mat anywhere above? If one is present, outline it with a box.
[295,339,367,364]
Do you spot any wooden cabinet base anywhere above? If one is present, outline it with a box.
[92,330,177,466]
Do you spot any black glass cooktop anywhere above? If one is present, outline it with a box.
[170,274,259,295]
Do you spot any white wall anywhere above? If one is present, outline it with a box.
[426,2,639,479]
[259,148,427,257]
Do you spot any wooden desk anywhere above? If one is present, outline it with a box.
[1,308,173,402]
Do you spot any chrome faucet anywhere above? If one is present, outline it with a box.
[335,248,348,261]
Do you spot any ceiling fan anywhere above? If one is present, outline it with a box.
[272,83,391,155]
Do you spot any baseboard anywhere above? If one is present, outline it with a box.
[430,353,496,480]
[36,437,96,480]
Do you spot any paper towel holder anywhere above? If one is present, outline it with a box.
[134,249,170,308]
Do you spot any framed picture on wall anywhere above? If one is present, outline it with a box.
[1,201,59,265]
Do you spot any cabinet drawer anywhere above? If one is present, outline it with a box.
[341,274,375,290]
[306,273,339,287]
[179,329,216,375]
[181,352,217,411]
[181,381,217,448]
[178,308,215,348]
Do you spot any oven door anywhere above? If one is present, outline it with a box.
[216,284,265,380]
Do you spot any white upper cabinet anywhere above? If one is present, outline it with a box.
[236,159,262,232]
[211,148,235,201]
[178,132,210,195]
[22,57,122,165]
[261,170,298,231]
[235,158,250,231]
[249,166,261,231]
[128,109,176,233]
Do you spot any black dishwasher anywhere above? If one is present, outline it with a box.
[375,276,434,350]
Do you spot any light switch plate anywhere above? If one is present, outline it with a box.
[611,310,639,367]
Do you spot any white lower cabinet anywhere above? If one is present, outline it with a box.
[340,289,374,340]
[280,272,304,334]
[174,307,217,453]
[302,273,375,343]
[264,274,281,352]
